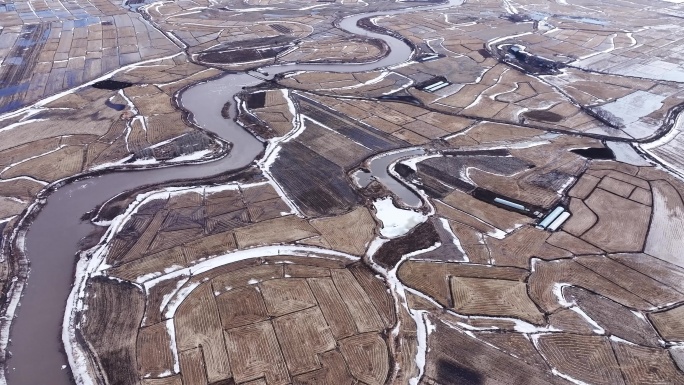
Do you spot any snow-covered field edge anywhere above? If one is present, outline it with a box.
[0,135,229,384]
[61,180,363,384]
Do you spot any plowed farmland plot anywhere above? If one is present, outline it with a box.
[15,0,684,384]
[81,255,395,385]
[74,102,684,385]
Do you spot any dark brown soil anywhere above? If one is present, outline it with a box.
[221,101,232,119]
[78,276,145,385]
[523,110,563,122]
[270,141,360,217]
[245,91,266,109]
[565,286,660,347]
[76,226,108,250]
[374,220,440,269]
[425,322,568,385]
[204,35,294,51]
[296,96,406,152]
[412,217,467,262]
[270,24,293,34]
[237,107,279,140]
[571,147,615,160]
[198,46,289,66]
[92,79,133,90]
[527,170,575,191]
[436,359,484,385]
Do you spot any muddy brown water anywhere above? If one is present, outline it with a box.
[357,148,426,207]
[5,1,462,384]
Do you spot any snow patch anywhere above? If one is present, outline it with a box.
[166,319,180,373]
[158,277,190,316]
[553,283,604,334]
[373,197,427,238]
[0,216,16,225]
[438,217,468,261]
[164,281,201,319]
[400,154,440,171]
[606,141,650,166]
[167,149,213,163]
[609,335,637,346]
[599,91,666,137]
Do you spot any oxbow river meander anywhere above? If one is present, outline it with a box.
[5,1,462,383]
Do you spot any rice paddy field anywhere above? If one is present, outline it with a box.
[2,0,684,384]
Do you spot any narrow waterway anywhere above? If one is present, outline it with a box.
[354,148,426,207]
[5,1,462,384]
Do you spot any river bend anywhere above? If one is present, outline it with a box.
[5,1,461,384]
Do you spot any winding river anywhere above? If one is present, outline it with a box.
[5,1,461,384]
